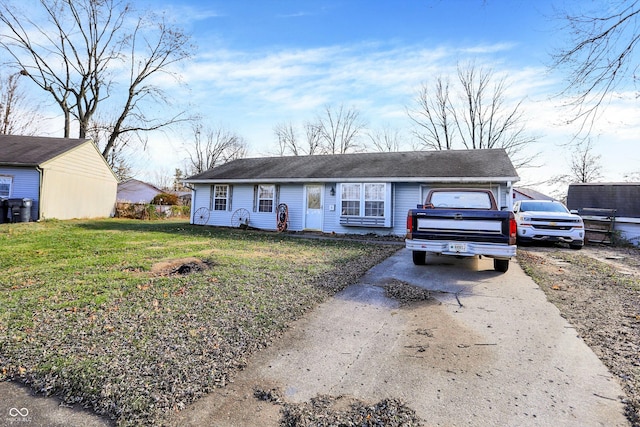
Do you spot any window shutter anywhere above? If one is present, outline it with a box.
[253,185,257,212]
[209,185,214,210]
[228,185,233,211]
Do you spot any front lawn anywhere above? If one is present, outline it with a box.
[0,220,400,426]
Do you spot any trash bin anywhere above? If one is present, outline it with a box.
[0,198,7,224]
[20,198,32,222]
[8,198,32,223]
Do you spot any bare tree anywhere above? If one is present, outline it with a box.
[568,139,604,183]
[273,121,325,156]
[456,64,537,167]
[624,171,640,181]
[273,121,300,156]
[407,62,539,168]
[407,77,455,150]
[0,71,42,135]
[316,104,367,154]
[185,124,248,175]
[101,12,194,160]
[172,168,188,192]
[0,0,194,159]
[367,125,402,152]
[304,121,322,155]
[548,139,604,196]
[551,1,640,131]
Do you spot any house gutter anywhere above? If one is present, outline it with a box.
[184,176,521,185]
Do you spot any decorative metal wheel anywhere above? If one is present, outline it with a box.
[231,208,250,228]
[276,203,288,231]
[193,207,210,225]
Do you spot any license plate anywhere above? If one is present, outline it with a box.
[448,242,468,253]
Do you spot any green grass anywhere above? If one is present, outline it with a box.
[0,219,400,426]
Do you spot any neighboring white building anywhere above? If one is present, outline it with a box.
[0,135,118,221]
[184,149,520,236]
[117,179,163,204]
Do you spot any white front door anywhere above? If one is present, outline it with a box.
[304,185,323,230]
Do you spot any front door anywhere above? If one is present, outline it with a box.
[304,185,323,230]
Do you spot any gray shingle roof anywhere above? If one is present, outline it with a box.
[514,187,554,200]
[185,149,519,183]
[0,135,89,167]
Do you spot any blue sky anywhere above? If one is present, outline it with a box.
[32,0,639,194]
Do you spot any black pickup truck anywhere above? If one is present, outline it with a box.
[405,188,517,272]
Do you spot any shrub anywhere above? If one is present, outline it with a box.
[151,193,178,205]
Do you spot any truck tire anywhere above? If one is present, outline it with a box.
[494,259,509,273]
[412,251,426,265]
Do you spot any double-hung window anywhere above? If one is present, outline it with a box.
[0,176,11,198]
[364,184,385,217]
[339,183,390,227]
[341,183,385,217]
[211,184,230,211]
[341,184,360,216]
[257,184,274,213]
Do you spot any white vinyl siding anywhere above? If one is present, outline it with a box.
[189,181,513,236]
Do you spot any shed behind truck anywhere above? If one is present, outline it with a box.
[567,183,640,245]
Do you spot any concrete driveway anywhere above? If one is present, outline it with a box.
[1,249,628,426]
[173,248,628,426]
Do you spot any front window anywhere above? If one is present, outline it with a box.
[341,184,360,216]
[364,184,385,217]
[341,183,385,217]
[212,185,228,211]
[0,176,11,197]
[258,185,274,213]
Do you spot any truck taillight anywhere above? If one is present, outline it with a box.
[406,212,414,237]
[509,215,517,245]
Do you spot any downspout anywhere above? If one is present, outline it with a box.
[36,165,44,221]
[184,183,196,224]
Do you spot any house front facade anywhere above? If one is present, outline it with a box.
[184,149,520,236]
[0,135,118,221]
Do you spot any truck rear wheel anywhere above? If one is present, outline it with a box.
[494,259,509,273]
[412,251,426,265]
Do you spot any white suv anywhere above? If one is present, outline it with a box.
[512,200,584,249]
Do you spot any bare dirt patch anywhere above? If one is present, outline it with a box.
[150,257,213,276]
[517,244,640,427]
